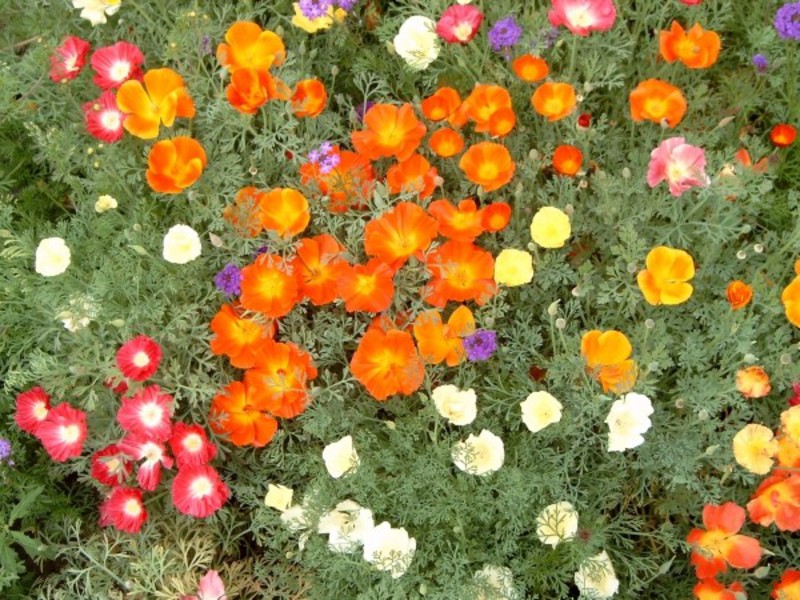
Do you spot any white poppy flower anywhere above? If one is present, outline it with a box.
[162,224,201,264]
[35,237,71,277]
[574,551,619,598]
[432,385,477,426]
[393,16,440,70]
[536,501,579,548]
[317,500,374,553]
[362,521,416,578]
[520,391,563,433]
[473,564,518,600]
[322,435,360,478]
[605,393,654,452]
[452,429,505,476]
[95,194,118,213]
[72,0,121,26]
[264,484,293,512]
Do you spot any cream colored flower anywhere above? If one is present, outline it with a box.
[95,194,118,213]
[72,0,121,26]
[452,429,505,476]
[781,406,800,445]
[432,384,477,426]
[162,224,201,264]
[536,502,579,548]
[494,249,534,287]
[322,435,360,478]
[605,393,654,452]
[317,500,374,553]
[264,484,294,512]
[362,521,416,578]
[733,424,778,475]
[56,294,97,332]
[473,565,517,600]
[393,16,440,70]
[530,206,571,248]
[574,551,619,599]
[35,237,71,277]
[520,391,563,433]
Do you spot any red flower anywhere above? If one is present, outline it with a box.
[771,124,797,148]
[90,41,144,89]
[100,486,147,534]
[116,335,163,381]
[686,502,762,579]
[14,386,51,435]
[116,385,173,442]
[118,434,174,491]
[104,377,129,396]
[169,423,217,467]
[91,444,133,487]
[37,403,87,462]
[436,5,484,44]
[577,113,592,128]
[49,36,91,83]
[82,90,125,143]
[172,465,230,518]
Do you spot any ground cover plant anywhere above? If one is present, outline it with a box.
[1,0,800,598]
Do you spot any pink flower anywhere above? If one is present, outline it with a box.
[14,387,51,435]
[647,137,710,197]
[82,90,125,143]
[436,5,484,44]
[679,0,703,5]
[117,385,173,442]
[100,486,147,534]
[172,465,230,518]
[548,0,617,36]
[118,434,174,491]
[37,403,87,462]
[90,41,144,89]
[182,570,227,600]
[169,423,217,468]
[116,335,162,381]
[49,36,91,83]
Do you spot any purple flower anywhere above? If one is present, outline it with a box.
[214,263,242,296]
[319,152,341,174]
[775,2,800,40]
[355,100,374,121]
[308,148,322,164]
[336,0,358,10]
[752,54,769,72]
[463,330,498,362]
[0,439,11,462]
[252,246,270,259]
[319,141,334,155]
[200,35,212,56]
[299,0,334,20]
[488,16,522,52]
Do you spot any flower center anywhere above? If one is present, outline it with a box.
[139,403,163,428]
[142,442,162,462]
[567,7,594,29]
[132,351,150,368]
[123,498,142,517]
[33,402,49,420]
[454,23,473,42]
[100,110,121,131]
[110,61,131,82]
[62,424,80,443]
[183,434,203,453]
[190,476,213,498]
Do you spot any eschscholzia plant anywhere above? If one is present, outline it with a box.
[727,281,754,310]
[581,330,637,394]
[659,22,721,69]
[116,68,195,139]
[736,366,771,399]
[393,16,440,70]
[512,54,549,82]
[630,79,687,127]
[771,123,797,148]
[146,137,207,194]
[216,21,286,72]
[458,142,516,192]
[637,246,696,305]
[352,103,426,161]
[733,424,778,475]
[291,78,328,117]
[49,36,91,83]
[747,472,800,531]
[413,306,475,366]
[532,82,577,121]
[552,144,583,176]
[436,4,483,44]
[687,502,762,578]
[647,137,709,197]
[548,0,617,36]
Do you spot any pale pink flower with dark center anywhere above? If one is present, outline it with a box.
[647,137,710,197]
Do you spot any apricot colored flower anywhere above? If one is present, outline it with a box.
[259,188,310,238]
[630,79,687,127]
[482,203,512,232]
[337,259,395,313]
[687,502,762,579]
[772,570,800,599]
[291,78,327,118]
[771,124,797,148]
[532,82,577,122]
[246,341,318,419]
[552,145,583,176]
[216,21,286,73]
[364,202,438,268]
[300,148,375,213]
[659,22,721,69]
[239,253,300,319]
[350,328,425,400]
[512,54,549,83]
[420,87,462,122]
[777,435,800,469]
[351,103,426,161]
[693,580,745,600]
[428,198,484,242]
[581,330,637,394]
[782,405,800,445]
[292,234,348,306]
[549,0,617,36]
[463,84,514,134]
[727,281,753,310]
[146,137,207,194]
[210,304,274,369]
[647,137,709,197]
[736,366,771,399]
[413,306,475,366]
[116,68,195,139]
[637,246,695,305]
[423,241,497,307]
[782,266,800,327]
[223,187,266,237]
[210,381,278,447]
[386,154,439,199]
[733,424,778,475]
[429,127,464,158]
[459,142,516,192]
[226,68,289,115]
[747,472,800,531]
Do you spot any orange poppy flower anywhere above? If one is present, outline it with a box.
[686,502,762,579]
[216,21,286,73]
[116,68,195,139]
[726,281,753,310]
[349,328,425,401]
[748,471,800,531]
[239,253,300,318]
[413,305,475,366]
[299,147,375,213]
[777,435,800,469]
[734,148,769,173]
[629,79,687,127]
[210,303,275,369]
[659,21,721,69]
[226,68,289,115]
[783,273,800,328]
[532,82,577,122]
[459,142,516,192]
[223,187,266,237]
[580,330,638,394]
[772,570,800,599]
[291,78,327,118]
[552,145,583,176]
[351,103,426,161]
[489,107,516,137]
[210,381,278,447]
[422,241,497,307]
[464,84,514,133]
[428,198,484,242]
[429,127,464,158]
[481,202,512,232]
[637,246,695,305]
[364,202,438,268]
[386,153,439,199]
[736,366,771,399]
[421,87,462,121]
[771,124,798,148]
[337,259,395,313]
[245,340,317,419]
[512,54,549,83]
[146,136,207,194]
[258,188,310,238]
[292,234,348,306]
[693,580,745,600]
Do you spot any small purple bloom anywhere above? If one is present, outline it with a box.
[355,100,374,121]
[0,439,11,462]
[488,16,522,52]
[214,263,242,296]
[336,0,358,10]
[463,330,498,362]
[752,54,769,72]
[299,0,334,20]
[200,35,212,56]
[308,148,322,164]
[319,152,341,174]
[775,2,800,40]
[319,141,334,155]
[252,246,270,259]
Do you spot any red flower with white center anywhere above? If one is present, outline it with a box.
[117,385,173,442]
[169,423,217,468]
[91,443,133,486]
[436,5,484,44]
[49,36,91,83]
[118,434,174,491]
[82,90,125,144]
[172,465,230,518]
[36,403,87,462]
[14,386,51,435]
[100,486,147,534]
[90,41,144,89]
[116,335,163,381]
